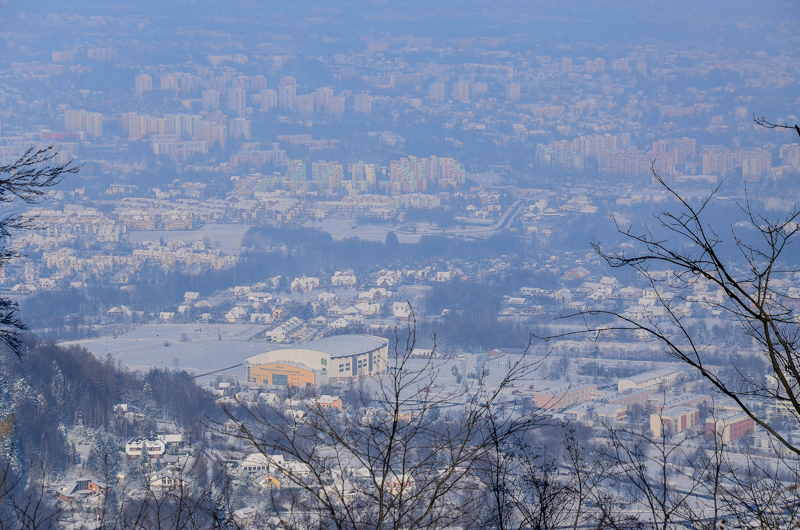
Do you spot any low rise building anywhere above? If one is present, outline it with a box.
[125,437,166,458]
[245,334,389,385]
[706,412,755,443]
[530,383,598,410]
[618,367,682,391]
[650,406,700,437]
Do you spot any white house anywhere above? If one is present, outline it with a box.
[233,286,252,296]
[250,313,273,324]
[354,302,381,316]
[125,437,166,458]
[332,271,357,287]
[225,306,247,322]
[392,302,412,321]
[291,277,320,291]
[328,318,350,329]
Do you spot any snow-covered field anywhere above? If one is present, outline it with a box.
[126,223,252,255]
[64,323,270,378]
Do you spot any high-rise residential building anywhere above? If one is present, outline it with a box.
[228,88,247,116]
[612,58,630,72]
[250,75,268,91]
[261,89,278,110]
[354,94,372,115]
[351,161,376,187]
[286,160,307,182]
[679,137,696,160]
[780,143,800,167]
[279,77,297,110]
[165,114,201,137]
[312,160,344,190]
[366,41,389,54]
[202,90,220,111]
[594,58,606,73]
[635,61,647,77]
[390,155,466,192]
[196,121,227,150]
[562,57,572,73]
[229,118,252,140]
[65,109,103,138]
[52,50,75,63]
[741,149,771,181]
[328,96,346,116]
[87,48,117,61]
[160,74,179,92]
[470,82,488,98]
[428,82,445,103]
[296,95,314,116]
[122,112,167,140]
[573,134,620,157]
[316,87,333,112]
[506,83,521,100]
[135,74,153,95]
[452,82,470,102]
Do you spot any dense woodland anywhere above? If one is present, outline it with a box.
[0,339,219,479]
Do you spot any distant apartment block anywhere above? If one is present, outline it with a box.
[702,148,772,180]
[65,109,103,138]
[618,368,682,391]
[471,82,488,98]
[530,382,598,410]
[135,73,153,95]
[651,406,700,437]
[312,160,344,190]
[52,50,75,63]
[354,94,372,115]
[316,87,333,111]
[279,77,297,110]
[202,90,220,111]
[390,155,466,192]
[87,48,116,61]
[452,82,470,102]
[196,121,227,150]
[151,136,208,160]
[249,75,268,91]
[160,73,179,93]
[328,96,346,116]
[351,162,376,187]
[229,118,252,140]
[781,143,800,168]
[506,82,521,100]
[585,58,606,74]
[228,88,247,116]
[229,143,288,168]
[260,89,278,110]
[706,412,755,444]
[428,82,445,103]
[366,41,389,54]
[286,160,307,182]
[296,94,314,116]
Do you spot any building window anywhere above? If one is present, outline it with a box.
[272,374,288,386]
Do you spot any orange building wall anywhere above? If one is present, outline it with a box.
[249,363,315,387]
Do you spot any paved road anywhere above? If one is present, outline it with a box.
[443,200,523,237]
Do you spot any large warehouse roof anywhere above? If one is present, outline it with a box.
[246,334,388,365]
